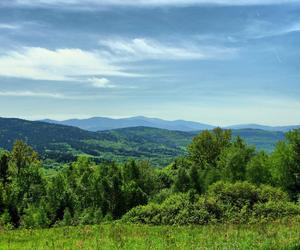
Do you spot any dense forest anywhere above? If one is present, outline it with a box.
[0,128,299,229]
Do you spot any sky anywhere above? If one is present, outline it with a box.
[0,0,299,126]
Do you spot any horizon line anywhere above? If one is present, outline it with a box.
[0,115,299,128]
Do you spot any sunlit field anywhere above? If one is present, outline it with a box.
[1,217,300,250]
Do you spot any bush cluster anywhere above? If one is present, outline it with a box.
[123,182,300,225]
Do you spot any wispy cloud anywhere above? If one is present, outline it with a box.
[0,90,114,100]
[5,0,300,7]
[0,23,20,30]
[0,47,138,82]
[0,39,237,82]
[244,21,300,39]
[99,38,238,61]
[0,91,67,99]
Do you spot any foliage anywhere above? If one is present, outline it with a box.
[246,151,272,185]
[123,181,299,225]
[271,130,300,200]
[188,128,232,169]
[0,128,299,229]
[218,137,255,182]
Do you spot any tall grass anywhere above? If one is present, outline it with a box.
[1,217,300,250]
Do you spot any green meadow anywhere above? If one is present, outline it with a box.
[1,217,300,250]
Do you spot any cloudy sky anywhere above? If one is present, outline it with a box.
[0,0,299,125]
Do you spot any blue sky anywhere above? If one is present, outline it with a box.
[0,0,299,126]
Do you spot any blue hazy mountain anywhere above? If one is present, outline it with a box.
[226,124,300,132]
[41,116,215,132]
[41,117,299,132]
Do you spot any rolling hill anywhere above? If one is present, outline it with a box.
[0,117,286,166]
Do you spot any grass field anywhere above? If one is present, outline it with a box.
[1,217,300,250]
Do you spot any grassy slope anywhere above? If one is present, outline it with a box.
[1,218,300,249]
[0,117,286,166]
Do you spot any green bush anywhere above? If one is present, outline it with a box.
[208,181,289,207]
[252,201,300,220]
[257,185,289,203]
[20,206,50,229]
[208,181,259,209]
[123,193,222,225]
[122,203,161,225]
[123,182,300,225]
[0,209,13,229]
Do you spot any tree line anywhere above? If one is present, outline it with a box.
[0,128,299,228]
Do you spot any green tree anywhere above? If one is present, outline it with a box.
[246,151,272,185]
[5,141,44,227]
[272,129,300,200]
[123,160,140,182]
[0,151,9,185]
[174,168,191,192]
[10,140,39,177]
[123,181,148,211]
[218,137,255,182]
[188,128,232,169]
[189,164,203,193]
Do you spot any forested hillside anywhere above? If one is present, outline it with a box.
[0,118,285,166]
[0,128,299,229]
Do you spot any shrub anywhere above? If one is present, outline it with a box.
[20,206,50,229]
[122,203,161,225]
[123,181,299,225]
[208,181,289,208]
[150,188,173,204]
[0,209,13,229]
[208,181,259,209]
[257,185,289,203]
[61,207,72,226]
[123,193,222,225]
[252,201,300,220]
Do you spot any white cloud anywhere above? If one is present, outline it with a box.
[0,23,20,30]
[99,38,238,61]
[0,47,138,82]
[87,77,115,88]
[8,0,300,7]
[0,91,67,99]
[0,40,237,82]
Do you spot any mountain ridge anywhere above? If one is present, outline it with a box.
[0,117,288,166]
[40,116,215,132]
[40,116,300,132]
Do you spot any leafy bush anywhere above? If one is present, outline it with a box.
[252,201,300,220]
[123,193,221,225]
[20,206,50,229]
[123,182,300,225]
[0,209,13,229]
[208,181,259,209]
[257,185,289,203]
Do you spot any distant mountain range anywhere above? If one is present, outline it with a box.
[225,124,300,132]
[41,116,300,132]
[41,116,214,132]
[0,117,288,166]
